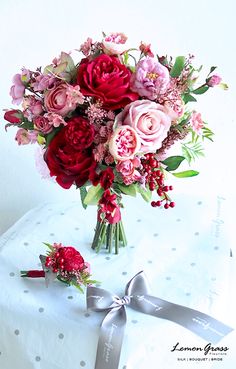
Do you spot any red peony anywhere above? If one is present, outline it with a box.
[77,54,138,110]
[65,116,95,150]
[44,127,97,189]
[99,167,114,189]
[57,246,84,272]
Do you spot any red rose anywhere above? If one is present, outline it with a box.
[4,109,22,124]
[77,54,138,110]
[65,116,94,150]
[99,167,114,189]
[44,127,97,189]
[57,246,84,272]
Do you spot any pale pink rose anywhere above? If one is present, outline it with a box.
[190,111,204,134]
[116,100,171,152]
[33,116,53,134]
[44,112,66,127]
[10,74,25,105]
[102,32,128,55]
[15,128,38,145]
[116,157,141,185]
[207,74,222,87]
[44,83,84,116]
[109,125,140,161]
[131,57,170,100]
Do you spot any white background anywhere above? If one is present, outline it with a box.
[0,0,236,235]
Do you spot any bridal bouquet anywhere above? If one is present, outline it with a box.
[4,32,226,253]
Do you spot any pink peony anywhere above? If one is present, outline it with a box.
[15,128,38,145]
[44,83,84,116]
[10,74,25,105]
[102,32,128,55]
[207,74,222,87]
[190,111,204,134]
[116,100,171,152]
[131,57,170,100]
[109,125,140,161]
[33,116,53,134]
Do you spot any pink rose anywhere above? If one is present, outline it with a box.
[44,83,84,116]
[116,157,141,185]
[116,100,171,152]
[190,111,204,134]
[131,57,170,100]
[109,125,140,161]
[102,32,128,55]
[33,116,53,134]
[10,74,25,105]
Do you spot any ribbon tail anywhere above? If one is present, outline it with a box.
[131,294,233,344]
[95,306,126,369]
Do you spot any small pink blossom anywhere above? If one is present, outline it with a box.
[22,96,43,117]
[139,42,154,57]
[109,125,140,161]
[31,73,56,92]
[66,85,84,106]
[15,128,38,145]
[116,100,171,152]
[164,98,185,121]
[190,111,204,134]
[79,37,93,56]
[207,74,222,87]
[93,143,106,163]
[131,57,170,100]
[44,112,66,127]
[102,32,128,55]
[10,74,25,105]
[33,116,53,134]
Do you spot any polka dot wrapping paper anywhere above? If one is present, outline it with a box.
[0,195,235,369]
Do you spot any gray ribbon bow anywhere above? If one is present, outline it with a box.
[87,271,233,369]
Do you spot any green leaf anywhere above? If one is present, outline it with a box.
[136,185,152,202]
[192,85,209,95]
[43,242,54,251]
[79,186,88,209]
[84,185,104,205]
[162,156,185,171]
[45,128,61,146]
[207,66,217,77]
[170,56,186,78]
[173,170,199,178]
[182,94,197,104]
[117,183,136,197]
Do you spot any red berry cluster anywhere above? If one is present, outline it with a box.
[141,153,175,209]
[45,251,64,273]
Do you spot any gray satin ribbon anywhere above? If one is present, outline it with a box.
[39,255,57,287]
[87,271,233,369]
